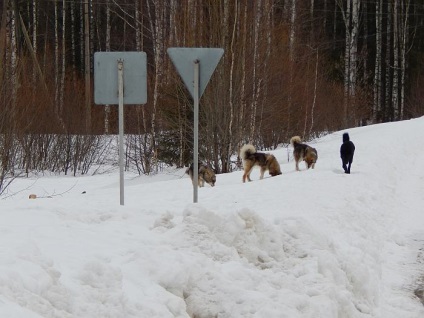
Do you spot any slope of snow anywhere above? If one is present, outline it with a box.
[0,117,423,317]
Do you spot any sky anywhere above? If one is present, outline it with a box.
[0,117,423,318]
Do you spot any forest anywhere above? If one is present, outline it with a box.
[1,0,424,194]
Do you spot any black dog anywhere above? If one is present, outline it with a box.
[340,133,355,174]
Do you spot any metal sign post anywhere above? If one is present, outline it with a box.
[167,48,224,203]
[193,60,200,202]
[117,60,125,205]
[94,52,147,206]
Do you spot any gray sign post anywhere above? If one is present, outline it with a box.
[94,52,147,205]
[167,48,224,203]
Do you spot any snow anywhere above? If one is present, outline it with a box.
[1,117,424,318]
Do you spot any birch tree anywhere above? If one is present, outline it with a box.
[32,0,37,84]
[145,0,167,172]
[84,0,91,131]
[385,2,392,120]
[54,1,59,111]
[373,0,382,122]
[60,0,66,115]
[399,0,411,120]
[239,0,248,144]
[338,0,361,127]
[104,0,111,134]
[392,1,399,120]
[288,0,296,133]
[257,0,272,146]
[249,0,262,142]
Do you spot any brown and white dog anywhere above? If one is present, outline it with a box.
[240,144,282,182]
[290,136,318,171]
[186,163,216,187]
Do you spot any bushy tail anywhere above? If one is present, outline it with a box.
[290,136,302,147]
[186,163,198,175]
[240,144,256,160]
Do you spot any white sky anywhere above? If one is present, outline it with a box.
[1,117,423,318]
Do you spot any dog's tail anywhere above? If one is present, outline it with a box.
[185,163,195,175]
[290,136,302,147]
[240,144,256,160]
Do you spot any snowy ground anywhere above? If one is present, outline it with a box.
[1,117,424,318]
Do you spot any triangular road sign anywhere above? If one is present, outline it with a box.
[167,48,224,99]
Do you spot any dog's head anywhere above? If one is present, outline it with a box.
[199,165,216,187]
[266,154,282,176]
[305,148,318,169]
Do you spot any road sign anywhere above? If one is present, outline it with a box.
[94,52,147,105]
[94,51,148,206]
[167,48,224,99]
[167,47,224,203]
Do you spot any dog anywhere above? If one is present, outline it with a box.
[340,132,355,174]
[290,136,318,171]
[240,144,282,182]
[186,163,216,187]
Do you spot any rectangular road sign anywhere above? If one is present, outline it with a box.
[94,52,147,105]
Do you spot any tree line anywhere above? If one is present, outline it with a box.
[1,0,424,193]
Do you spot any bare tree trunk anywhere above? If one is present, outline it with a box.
[105,0,111,134]
[80,4,84,69]
[324,0,327,27]
[385,2,392,120]
[362,1,367,86]
[0,0,9,87]
[10,4,18,109]
[146,0,166,173]
[169,0,177,46]
[240,0,247,143]
[54,1,59,110]
[373,0,382,122]
[60,0,66,115]
[333,1,337,49]
[257,0,272,146]
[393,1,399,120]
[249,0,262,142]
[167,0,184,166]
[227,0,237,172]
[70,0,77,81]
[308,49,318,137]
[32,0,37,84]
[349,0,360,126]
[343,0,350,127]
[339,0,360,127]
[287,0,296,134]
[399,0,410,120]
[84,0,91,132]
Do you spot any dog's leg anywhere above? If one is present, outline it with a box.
[260,167,265,179]
[198,177,204,187]
[246,168,252,182]
[242,171,248,183]
[243,166,254,182]
[295,160,300,171]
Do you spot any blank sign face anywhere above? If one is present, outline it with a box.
[167,48,224,99]
[94,52,147,105]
